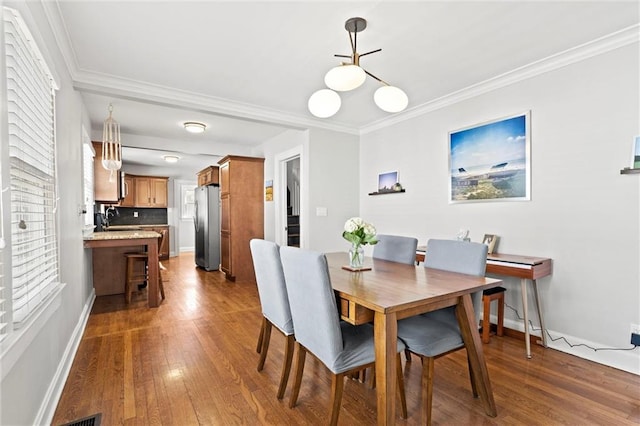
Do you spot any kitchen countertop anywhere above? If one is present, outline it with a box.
[83,230,161,241]
[103,224,169,231]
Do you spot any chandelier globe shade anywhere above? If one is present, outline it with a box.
[308,89,341,118]
[324,64,366,92]
[374,85,409,113]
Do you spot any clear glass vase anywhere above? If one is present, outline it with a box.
[348,244,364,269]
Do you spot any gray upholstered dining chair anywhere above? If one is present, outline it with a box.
[373,234,419,265]
[249,239,295,400]
[279,246,407,426]
[396,238,488,426]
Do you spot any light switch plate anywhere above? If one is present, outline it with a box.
[316,207,327,216]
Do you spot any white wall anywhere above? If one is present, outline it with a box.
[360,44,640,373]
[1,2,95,425]
[306,128,360,252]
[257,128,360,252]
[256,129,307,242]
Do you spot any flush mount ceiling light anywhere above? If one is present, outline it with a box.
[183,121,206,133]
[101,103,122,182]
[308,17,408,118]
[163,155,180,163]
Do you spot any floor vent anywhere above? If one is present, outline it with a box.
[61,413,102,426]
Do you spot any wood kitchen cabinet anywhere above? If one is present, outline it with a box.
[119,174,135,207]
[217,155,264,282]
[92,141,121,202]
[134,177,168,207]
[197,165,219,186]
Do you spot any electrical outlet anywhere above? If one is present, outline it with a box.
[133,211,138,218]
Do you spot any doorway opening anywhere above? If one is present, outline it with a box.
[285,157,300,247]
[275,147,303,248]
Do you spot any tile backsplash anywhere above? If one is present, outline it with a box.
[108,207,168,225]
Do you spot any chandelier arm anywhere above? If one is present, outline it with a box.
[363,69,390,86]
[359,48,382,58]
[334,54,351,59]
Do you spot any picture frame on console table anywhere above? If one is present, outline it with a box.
[633,136,640,169]
[449,111,531,203]
[482,234,498,254]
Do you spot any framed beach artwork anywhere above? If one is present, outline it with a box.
[449,111,531,203]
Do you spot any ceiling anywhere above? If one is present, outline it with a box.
[43,1,639,179]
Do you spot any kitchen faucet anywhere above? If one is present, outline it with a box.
[105,206,118,227]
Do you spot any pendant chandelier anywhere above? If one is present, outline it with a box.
[101,103,122,182]
[308,17,408,118]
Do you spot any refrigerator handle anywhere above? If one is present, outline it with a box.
[194,201,199,232]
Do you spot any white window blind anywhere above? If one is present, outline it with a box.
[0,190,6,341]
[4,7,59,326]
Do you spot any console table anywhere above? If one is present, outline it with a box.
[416,247,552,358]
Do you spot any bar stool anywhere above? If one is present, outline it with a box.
[124,229,166,303]
[482,287,505,344]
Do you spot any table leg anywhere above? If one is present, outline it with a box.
[147,240,159,308]
[374,310,397,426]
[456,294,497,417]
[521,278,531,358]
[531,279,548,347]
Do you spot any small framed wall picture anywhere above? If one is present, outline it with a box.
[265,180,273,201]
[378,171,398,193]
[482,234,498,254]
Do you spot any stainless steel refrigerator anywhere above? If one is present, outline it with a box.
[194,185,220,271]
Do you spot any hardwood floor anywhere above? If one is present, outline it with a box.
[53,253,639,425]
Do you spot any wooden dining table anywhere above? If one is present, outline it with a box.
[325,252,503,425]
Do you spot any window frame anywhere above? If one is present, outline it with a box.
[0,6,63,356]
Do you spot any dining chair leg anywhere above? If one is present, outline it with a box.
[277,334,295,400]
[396,353,407,419]
[329,373,346,426]
[482,293,491,344]
[256,317,266,354]
[257,320,272,372]
[421,356,435,426]
[497,296,505,337]
[404,348,412,362]
[289,343,306,409]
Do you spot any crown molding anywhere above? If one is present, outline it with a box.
[361,24,640,135]
[41,0,78,83]
[42,1,637,138]
[72,73,359,136]
[41,0,359,136]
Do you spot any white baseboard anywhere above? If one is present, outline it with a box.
[500,316,639,375]
[38,289,96,425]
[179,246,194,253]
